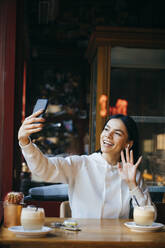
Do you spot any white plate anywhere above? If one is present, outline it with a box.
[8,226,53,237]
[124,222,164,232]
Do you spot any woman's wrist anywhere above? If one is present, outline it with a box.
[19,137,30,147]
[128,182,137,191]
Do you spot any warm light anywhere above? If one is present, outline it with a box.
[157,134,165,150]
[142,170,153,180]
[110,98,128,116]
[156,175,164,183]
[99,96,128,117]
[99,94,108,117]
[143,139,154,153]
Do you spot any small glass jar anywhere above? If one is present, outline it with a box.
[3,202,23,227]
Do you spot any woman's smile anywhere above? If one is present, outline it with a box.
[103,139,114,147]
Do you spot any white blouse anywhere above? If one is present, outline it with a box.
[20,141,152,219]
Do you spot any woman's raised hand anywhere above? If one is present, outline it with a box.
[117,147,142,190]
[18,110,45,146]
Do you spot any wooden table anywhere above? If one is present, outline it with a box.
[0,218,165,248]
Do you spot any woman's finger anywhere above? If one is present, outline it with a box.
[23,127,43,136]
[19,121,44,136]
[25,109,44,120]
[121,150,126,164]
[135,156,142,168]
[24,123,44,130]
[130,150,134,164]
[126,147,130,162]
[24,117,45,125]
[32,109,44,117]
[28,127,43,134]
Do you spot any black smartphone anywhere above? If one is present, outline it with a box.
[32,99,48,118]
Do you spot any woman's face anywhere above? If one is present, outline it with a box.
[100,118,129,155]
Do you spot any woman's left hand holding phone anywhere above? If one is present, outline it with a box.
[18,110,45,146]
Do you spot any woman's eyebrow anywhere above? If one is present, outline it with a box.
[105,124,124,134]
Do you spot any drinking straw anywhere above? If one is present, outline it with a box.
[133,195,140,206]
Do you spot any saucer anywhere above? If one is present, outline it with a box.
[8,226,53,237]
[124,222,164,232]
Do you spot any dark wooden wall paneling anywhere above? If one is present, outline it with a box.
[0,0,17,202]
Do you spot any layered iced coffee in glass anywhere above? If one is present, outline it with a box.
[133,205,155,226]
[21,206,45,230]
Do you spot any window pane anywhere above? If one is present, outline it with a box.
[110,56,165,186]
[110,69,165,116]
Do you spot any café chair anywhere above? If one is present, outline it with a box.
[26,184,69,201]
[24,184,69,217]
[148,186,165,224]
[155,202,165,224]
[60,201,71,218]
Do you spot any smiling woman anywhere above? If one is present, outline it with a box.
[100,114,142,192]
[18,113,155,219]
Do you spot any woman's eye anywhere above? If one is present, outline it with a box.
[115,132,121,136]
[104,127,109,131]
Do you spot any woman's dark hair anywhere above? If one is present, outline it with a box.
[101,114,139,162]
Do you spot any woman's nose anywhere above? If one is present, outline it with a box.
[106,130,113,138]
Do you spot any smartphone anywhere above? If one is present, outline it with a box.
[32,99,48,118]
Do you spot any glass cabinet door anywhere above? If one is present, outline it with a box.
[110,47,165,186]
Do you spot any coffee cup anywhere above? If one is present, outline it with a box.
[133,205,155,226]
[21,206,45,230]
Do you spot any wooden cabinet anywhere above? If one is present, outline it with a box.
[86,26,165,153]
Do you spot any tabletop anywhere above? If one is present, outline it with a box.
[0,218,165,248]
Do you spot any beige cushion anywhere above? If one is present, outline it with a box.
[60,201,71,218]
